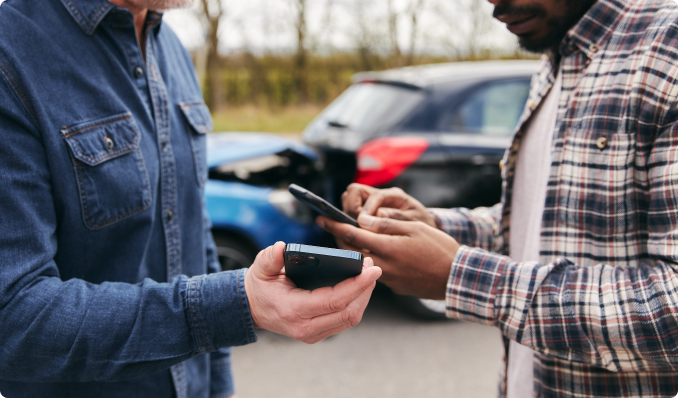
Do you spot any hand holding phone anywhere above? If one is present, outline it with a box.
[289,184,359,228]
[285,244,364,290]
[244,242,380,344]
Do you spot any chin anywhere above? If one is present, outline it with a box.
[517,31,561,54]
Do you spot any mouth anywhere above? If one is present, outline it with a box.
[496,14,539,36]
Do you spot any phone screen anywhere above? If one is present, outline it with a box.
[288,184,360,228]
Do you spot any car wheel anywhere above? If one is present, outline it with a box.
[394,295,449,320]
[213,233,258,272]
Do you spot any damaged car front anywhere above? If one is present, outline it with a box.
[205,133,326,271]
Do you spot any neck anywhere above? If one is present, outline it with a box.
[109,0,148,52]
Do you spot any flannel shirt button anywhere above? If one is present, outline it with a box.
[499,160,505,171]
[492,225,498,235]
[589,44,599,53]
[596,136,608,149]
[527,100,536,110]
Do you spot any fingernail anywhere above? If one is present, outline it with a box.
[371,267,382,281]
[358,214,374,227]
[271,243,281,260]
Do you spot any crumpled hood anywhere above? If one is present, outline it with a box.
[207,132,320,169]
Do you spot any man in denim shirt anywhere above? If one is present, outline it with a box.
[0,1,381,397]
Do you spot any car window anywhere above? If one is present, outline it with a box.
[446,80,530,136]
[311,82,424,134]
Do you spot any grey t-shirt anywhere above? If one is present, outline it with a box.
[507,71,562,398]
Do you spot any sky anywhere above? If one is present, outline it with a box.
[163,0,518,56]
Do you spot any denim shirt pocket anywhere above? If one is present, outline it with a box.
[61,112,152,230]
[179,101,213,188]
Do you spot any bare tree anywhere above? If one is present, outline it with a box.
[433,0,495,60]
[292,0,309,103]
[315,0,336,50]
[466,0,493,59]
[199,0,225,111]
[386,0,403,66]
[404,0,426,66]
[348,0,382,71]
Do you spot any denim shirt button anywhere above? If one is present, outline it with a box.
[105,136,114,150]
[167,208,173,221]
[134,66,144,79]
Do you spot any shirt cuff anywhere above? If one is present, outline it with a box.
[429,209,444,230]
[445,245,511,325]
[428,208,460,235]
[185,268,258,354]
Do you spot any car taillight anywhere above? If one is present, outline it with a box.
[354,137,429,187]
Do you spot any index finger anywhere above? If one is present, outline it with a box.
[360,187,410,217]
[342,183,378,217]
[292,257,381,319]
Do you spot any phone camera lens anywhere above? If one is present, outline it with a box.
[288,255,305,265]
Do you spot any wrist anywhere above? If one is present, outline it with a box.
[429,211,443,230]
[243,268,261,329]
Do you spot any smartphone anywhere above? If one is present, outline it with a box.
[284,243,363,290]
[288,184,359,228]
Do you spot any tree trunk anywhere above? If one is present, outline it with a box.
[201,0,224,112]
[293,0,309,104]
[387,0,403,67]
[406,0,425,66]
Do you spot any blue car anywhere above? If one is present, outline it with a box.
[205,133,326,271]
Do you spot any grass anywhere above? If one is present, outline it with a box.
[211,105,325,134]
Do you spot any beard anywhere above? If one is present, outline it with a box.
[493,0,598,53]
[125,0,196,10]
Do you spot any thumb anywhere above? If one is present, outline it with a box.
[253,241,286,278]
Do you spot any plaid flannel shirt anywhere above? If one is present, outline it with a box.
[431,0,678,397]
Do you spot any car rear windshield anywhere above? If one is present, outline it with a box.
[315,82,424,135]
[447,80,530,136]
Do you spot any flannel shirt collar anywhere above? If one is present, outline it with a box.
[524,0,632,113]
[59,0,163,36]
[558,0,630,59]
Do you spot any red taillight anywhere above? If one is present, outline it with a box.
[354,137,429,187]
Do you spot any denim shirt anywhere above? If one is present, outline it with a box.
[0,1,257,397]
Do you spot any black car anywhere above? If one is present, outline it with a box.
[302,60,537,208]
[302,60,537,318]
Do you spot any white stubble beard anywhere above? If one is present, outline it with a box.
[126,0,197,11]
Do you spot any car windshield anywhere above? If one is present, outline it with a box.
[312,82,424,135]
[447,80,530,136]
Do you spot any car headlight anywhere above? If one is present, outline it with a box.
[268,190,313,224]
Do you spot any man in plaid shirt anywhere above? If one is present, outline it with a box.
[320,0,678,396]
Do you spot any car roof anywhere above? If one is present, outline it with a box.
[352,60,540,89]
